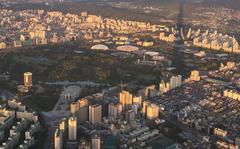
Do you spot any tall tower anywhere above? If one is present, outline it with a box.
[68,117,77,141]
[24,72,32,87]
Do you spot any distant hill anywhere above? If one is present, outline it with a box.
[100,0,240,9]
[3,0,239,10]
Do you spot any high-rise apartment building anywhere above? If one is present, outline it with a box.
[108,103,118,118]
[142,101,148,118]
[146,104,159,120]
[160,75,181,94]
[126,109,135,122]
[190,70,200,81]
[59,118,67,133]
[159,81,170,94]
[54,128,63,149]
[70,102,79,117]
[169,75,182,89]
[24,72,32,87]
[68,117,77,141]
[91,135,100,149]
[119,90,133,109]
[78,98,89,123]
[0,42,6,49]
[108,103,122,118]
[133,96,142,107]
[89,104,102,124]
[142,101,159,120]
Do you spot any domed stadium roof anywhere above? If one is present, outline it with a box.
[145,51,159,56]
[91,44,109,50]
[117,45,139,52]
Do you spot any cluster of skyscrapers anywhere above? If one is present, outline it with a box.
[53,86,161,149]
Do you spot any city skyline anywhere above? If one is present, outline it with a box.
[0,0,239,149]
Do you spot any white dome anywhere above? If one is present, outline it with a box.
[117,45,139,52]
[145,51,159,56]
[91,44,109,50]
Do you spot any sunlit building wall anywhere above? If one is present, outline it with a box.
[119,90,133,109]
[68,117,77,141]
[89,104,102,124]
[54,128,63,149]
[24,72,32,87]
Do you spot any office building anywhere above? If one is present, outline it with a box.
[68,117,77,141]
[24,72,32,87]
[89,104,102,124]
